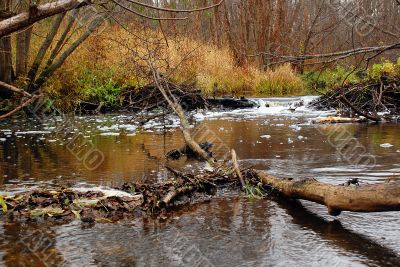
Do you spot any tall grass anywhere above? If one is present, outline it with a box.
[37,25,305,107]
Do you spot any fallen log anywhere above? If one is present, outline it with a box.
[3,166,400,223]
[256,170,400,216]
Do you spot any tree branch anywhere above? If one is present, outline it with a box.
[0,0,91,38]
[0,94,41,120]
[124,0,224,13]
[0,80,31,97]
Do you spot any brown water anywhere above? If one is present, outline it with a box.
[0,97,399,266]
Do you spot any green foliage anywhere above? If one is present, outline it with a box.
[244,182,264,199]
[0,99,13,113]
[302,66,362,93]
[255,79,305,96]
[303,58,400,93]
[369,60,399,80]
[77,70,123,105]
[0,196,7,213]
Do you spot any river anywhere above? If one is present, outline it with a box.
[0,97,399,266]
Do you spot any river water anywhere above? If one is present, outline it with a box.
[0,97,399,266]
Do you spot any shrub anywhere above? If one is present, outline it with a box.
[369,60,398,80]
[302,66,362,93]
[37,24,307,108]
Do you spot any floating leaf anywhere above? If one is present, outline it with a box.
[96,217,113,223]
[72,210,81,219]
[73,198,99,207]
[30,207,64,217]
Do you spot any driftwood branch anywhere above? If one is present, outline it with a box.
[339,95,381,122]
[0,81,31,97]
[256,170,400,216]
[0,94,41,120]
[150,66,212,162]
[158,185,195,207]
[124,0,224,13]
[231,149,245,188]
[255,43,400,66]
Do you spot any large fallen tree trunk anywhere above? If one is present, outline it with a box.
[256,170,400,216]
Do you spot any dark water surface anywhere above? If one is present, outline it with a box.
[0,97,399,266]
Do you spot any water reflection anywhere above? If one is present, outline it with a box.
[1,116,399,186]
[0,222,63,266]
[277,199,400,266]
[0,108,399,266]
[1,196,398,266]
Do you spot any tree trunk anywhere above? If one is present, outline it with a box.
[150,68,212,162]
[0,0,13,98]
[15,27,33,77]
[271,0,286,59]
[30,16,103,92]
[27,13,65,83]
[256,170,400,216]
[0,35,12,83]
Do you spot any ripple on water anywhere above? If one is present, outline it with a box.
[0,98,399,266]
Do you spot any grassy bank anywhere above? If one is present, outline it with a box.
[302,59,400,94]
[25,24,400,111]
[32,25,304,109]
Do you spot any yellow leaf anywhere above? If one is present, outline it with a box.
[0,196,7,213]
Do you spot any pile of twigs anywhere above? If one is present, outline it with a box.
[121,81,207,112]
[0,160,261,224]
[311,76,400,121]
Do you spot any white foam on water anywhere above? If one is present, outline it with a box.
[15,131,51,135]
[260,135,271,139]
[380,143,394,148]
[118,124,137,131]
[100,132,120,136]
[97,125,119,131]
[289,125,302,131]
[194,96,336,121]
